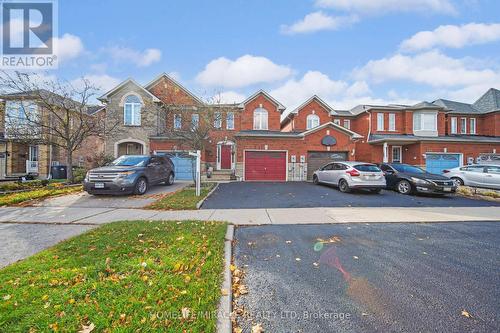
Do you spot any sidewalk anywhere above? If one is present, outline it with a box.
[1,206,499,225]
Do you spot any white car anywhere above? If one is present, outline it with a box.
[443,164,500,190]
[313,161,386,193]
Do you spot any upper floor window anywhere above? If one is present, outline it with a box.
[123,95,141,126]
[5,101,39,137]
[413,112,437,131]
[460,117,467,134]
[377,113,384,131]
[306,114,320,130]
[253,108,268,130]
[226,112,235,130]
[214,112,222,129]
[191,113,199,130]
[388,113,396,131]
[450,117,457,134]
[174,114,182,129]
[333,119,341,125]
[343,119,351,130]
[469,118,476,134]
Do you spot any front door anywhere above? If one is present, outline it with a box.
[391,146,402,163]
[220,145,232,169]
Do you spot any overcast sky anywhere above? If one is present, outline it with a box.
[48,0,500,110]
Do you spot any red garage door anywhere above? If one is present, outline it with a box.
[245,151,287,181]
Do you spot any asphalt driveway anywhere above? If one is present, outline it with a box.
[202,182,499,209]
[233,222,500,333]
[33,181,189,208]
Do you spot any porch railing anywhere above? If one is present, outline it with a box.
[26,160,39,174]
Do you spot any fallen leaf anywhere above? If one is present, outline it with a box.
[68,298,75,304]
[2,295,11,301]
[252,323,264,333]
[234,327,243,333]
[238,284,249,295]
[78,323,95,333]
[221,289,229,296]
[461,310,472,318]
[181,307,191,319]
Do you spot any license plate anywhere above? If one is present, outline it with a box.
[443,187,452,192]
[94,182,105,189]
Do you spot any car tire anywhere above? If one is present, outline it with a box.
[451,177,464,187]
[164,172,175,186]
[396,180,412,195]
[338,179,351,193]
[370,188,382,194]
[313,175,319,185]
[134,177,148,195]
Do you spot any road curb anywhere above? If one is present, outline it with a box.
[216,223,234,333]
[196,183,219,209]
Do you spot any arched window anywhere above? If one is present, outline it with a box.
[253,108,268,130]
[306,114,320,129]
[124,95,142,125]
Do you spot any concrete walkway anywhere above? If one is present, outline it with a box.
[1,206,499,225]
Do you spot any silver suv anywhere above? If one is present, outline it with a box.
[84,155,175,195]
[313,161,386,193]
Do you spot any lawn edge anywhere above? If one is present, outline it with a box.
[197,182,220,209]
[216,223,234,333]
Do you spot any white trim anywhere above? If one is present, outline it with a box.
[460,117,467,134]
[391,146,402,163]
[469,118,476,135]
[388,113,396,131]
[306,114,320,129]
[450,117,457,134]
[216,140,236,171]
[300,121,363,139]
[243,149,288,181]
[377,113,384,131]
[98,78,160,102]
[114,138,146,158]
[291,95,334,115]
[144,72,204,105]
[240,90,286,111]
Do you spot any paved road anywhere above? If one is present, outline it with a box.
[202,182,500,209]
[33,181,188,208]
[0,223,95,268]
[233,222,500,333]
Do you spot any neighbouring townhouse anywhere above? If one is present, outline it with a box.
[0,91,104,180]
[97,73,500,182]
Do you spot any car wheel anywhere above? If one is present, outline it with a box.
[313,175,319,185]
[134,177,148,195]
[370,188,382,194]
[396,180,412,195]
[338,179,350,193]
[451,177,464,187]
[164,172,175,186]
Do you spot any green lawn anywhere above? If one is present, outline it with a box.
[0,220,227,332]
[0,185,82,206]
[147,184,215,210]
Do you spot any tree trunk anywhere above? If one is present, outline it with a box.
[66,148,73,183]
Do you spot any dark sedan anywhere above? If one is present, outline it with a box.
[379,163,456,195]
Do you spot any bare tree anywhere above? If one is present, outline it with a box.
[0,71,117,182]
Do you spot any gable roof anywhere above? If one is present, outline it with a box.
[433,99,480,114]
[240,90,286,112]
[98,78,160,102]
[144,72,204,105]
[301,121,363,139]
[410,101,443,110]
[290,95,334,115]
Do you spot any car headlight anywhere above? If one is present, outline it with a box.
[411,177,429,185]
[117,171,135,178]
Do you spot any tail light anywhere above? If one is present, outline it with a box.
[346,169,360,177]
[442,170,450,173]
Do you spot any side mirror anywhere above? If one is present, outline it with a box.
[384,169,395,175]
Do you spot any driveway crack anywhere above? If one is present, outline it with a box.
[70,208,117,224]
[265,209,274,224]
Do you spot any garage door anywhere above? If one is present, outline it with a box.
[307,151,348,180]
[159,152,194,180]
[245,151,286,181]
[425,153,461,174]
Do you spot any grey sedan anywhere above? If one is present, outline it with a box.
[443,164,500,190]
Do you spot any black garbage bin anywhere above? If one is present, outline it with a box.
[51,165,67,179]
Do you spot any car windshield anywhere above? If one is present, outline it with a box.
[391,164,425,174]
[111,156,149,166]
[354,164,381,172]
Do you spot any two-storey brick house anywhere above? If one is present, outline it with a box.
[98,73,500,182]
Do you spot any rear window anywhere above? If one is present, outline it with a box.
[354,164,381,172]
